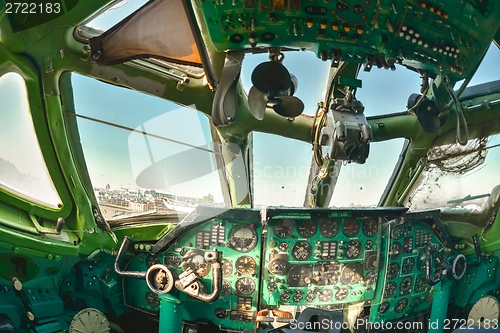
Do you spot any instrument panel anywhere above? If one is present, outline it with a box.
[261,208,404,308]
[196,0,500,78]
[122,206,464,332]
[125,209,262,332]
[369,219,444,323]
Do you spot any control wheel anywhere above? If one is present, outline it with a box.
[468,296,500,326]
[69,308,109,333]
[146,264,175,294]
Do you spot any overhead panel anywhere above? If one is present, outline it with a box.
[196,0,500,78]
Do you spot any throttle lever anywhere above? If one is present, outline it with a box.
[174,250,222,302]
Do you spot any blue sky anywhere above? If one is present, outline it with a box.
[75,2,500,207]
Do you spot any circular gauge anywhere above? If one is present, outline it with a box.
[362,218,378,237]
[389,242,402,260]
[378,301,390,313]
[335,288,349,301]
[221,280,232,296]
[383,281,397,298]
[365,240,374,250]
[320,219,340,238]
[268,282,278,292]
[414,274,428,293]
[278,242,289,251]
[395,298,409,313]
[387,262,400,280]
[344,240,362,259]
[181,249,210,277]
[268,256,288,275]
[236,256,256,275]
[235,277,256,295]
[222,258,233,277]
[391,226,405,240]
[318,289,333,302]
[340,262,363,285]
[146,255,160,268]
[364,271,377,285]
[297,219,317,238]
[164,253,181,268]
[342,218,360,237]
[306,291,316,302]
[228,224,258,252]
[145,291,160,308]
[400,276,413,295]
[402,257,415,275]
[291,241,313,261]
[273,219,294,238]
[365,252,378,271]
[280,291,291,302]
[293,291,303,302]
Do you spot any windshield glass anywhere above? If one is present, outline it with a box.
[404,134,500,211]
[70,73,226,220]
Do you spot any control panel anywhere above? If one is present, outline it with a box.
[369,219,447,323]
[197,0,499,78]
[261,208,387,307]
[125,210,262,332]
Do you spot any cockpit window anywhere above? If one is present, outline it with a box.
[0,73,61,208]
[404,134,500,211]
[84,0,148,32]
[329,139,406,207]
[70,73,226,220]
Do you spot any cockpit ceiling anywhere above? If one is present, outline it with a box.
[89,0,203,67]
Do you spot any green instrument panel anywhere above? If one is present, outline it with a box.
[122,206,464,332]
[197,0,500,78]
[125,210,262,331]
[261,210,383,307]
[369,219,444,323]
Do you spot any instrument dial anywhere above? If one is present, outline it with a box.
[293,291,303,302]
[400,276,413,295]
[335,288,349,301]
[344,240,362,259]
[228,224,258,252]
[318,289,333,302]
[383,281,397,298]
[280,291,291,302]
[362,218,378,237]
[414,274,428,293]
[306,291,316,302]
[291,241,313,261]
[235,277,256,295]
[222,258,233,277]
[364,271,377,285]
[268,256,289,275]
[278,242,289,251]
[378,301,390,313]
[391,226,405,240]
[320,219,340,238]
[342,218,360,237]
[395,298,409,313]
[297,219,317,238]
[236,256,256,275]
[273,219,294,238]
[402,257,415,275]
[164,253,181,268]
[268,281,278,292]
[387,262,400,280]
[181,250,210,277]
[221,280,232,296]
[364,251,378,270]
[145,291,160,308]
[340,262,363,285]
[389,242,402,260]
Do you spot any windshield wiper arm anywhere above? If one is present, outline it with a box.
[447,193,490,205]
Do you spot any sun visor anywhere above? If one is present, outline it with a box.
[89,0,202,67]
